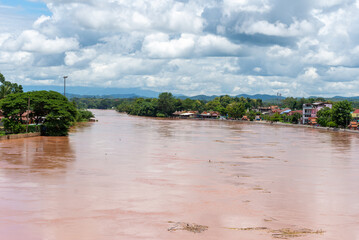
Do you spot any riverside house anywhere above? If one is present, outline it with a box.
[288,110,303,116]
[173,111,198,119]
[257,106,279,115]
[0,110,3,126]
[199,111,220,119]
[352,109,359,121]
[302,102,332,124]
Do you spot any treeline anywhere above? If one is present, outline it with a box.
[1,91,94,136]
[71,93,359,113]
[115,92,263,118]
[262,112,302,124]
[0,73,23,98]
[316,101,353,128]
[275,96,359,109]
[71,97,119,109]
[1,73,94,136]
[277,97,326,110]
[72,94,264,115]
[267,100,354,127]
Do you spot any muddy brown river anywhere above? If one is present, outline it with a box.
[1,110,359,240]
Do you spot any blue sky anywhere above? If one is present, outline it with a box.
[0,0,48,13]
[1,0,359,97]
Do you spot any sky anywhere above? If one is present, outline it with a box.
[1,0,359,97]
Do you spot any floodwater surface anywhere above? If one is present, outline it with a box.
[1,110,359,240]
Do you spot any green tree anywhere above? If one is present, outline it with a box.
[331,100,353,128]
[256,99,263,107]
[0,72,23,99]
[270,113,282,122]
[282,97,298,110]
[317,107,332,127]
[219,95,232,108]
[247,110,257,121]
[182,98,194,110]
[77,110,95,122]
[226,102,245,119]
[137,99,158,116]
[0,91,77,136]
[0,92,28,133]
[158,92,176,116]
[192,100,204,113]
[290,112,302,124]
[205,100,226,115]
[0,84,11,99]
[174,98,184,111]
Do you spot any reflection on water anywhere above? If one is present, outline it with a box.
[1,110,359,240]
[0,137,75,171]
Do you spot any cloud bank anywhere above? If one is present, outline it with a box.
[1,0,359,97]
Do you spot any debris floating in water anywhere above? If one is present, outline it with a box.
[168,222,208,233]
[226,226,325,239]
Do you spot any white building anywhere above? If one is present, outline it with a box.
[302,102,332,124]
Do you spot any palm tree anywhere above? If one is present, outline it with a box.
[0,84,11,99]
[0,72,23,99]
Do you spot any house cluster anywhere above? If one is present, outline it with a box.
[352,109,359,129]
[0,110,34,126]
[302,102,332,124]
[353,109,359,120]
[301,102,359,128]
[257,106,302,117]
[259,102,359,127]
[173,111,221,119]
[172,102,359,129]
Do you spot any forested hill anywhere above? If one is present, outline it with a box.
[23,85,359,103]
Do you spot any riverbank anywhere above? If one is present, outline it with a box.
[0,132,41,141]
[244,120,359,134]
[172,116,359,134]
[128,112,359,134]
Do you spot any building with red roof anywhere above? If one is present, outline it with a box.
[352,109,359,121]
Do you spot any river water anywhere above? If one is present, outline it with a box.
[1,110,359,240]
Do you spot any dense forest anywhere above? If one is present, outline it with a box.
[71,93,359,114]
[1,73,94,136]
[70,92,357,127]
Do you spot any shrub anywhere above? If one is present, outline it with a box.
[327,121,337,128]
[2,118,25,134]
[27,125,40,133]
[156,113,166,117]
[77,109,94,122]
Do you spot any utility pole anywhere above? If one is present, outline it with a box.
[63,76,68,97]
[26,97,30,133]
[277,92,281,106]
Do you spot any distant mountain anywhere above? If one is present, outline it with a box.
[179,94,286,101]
[21,86,289,101]
[22,85,160,98]
[236,94,286,101]
[22,85,359,101]
[329,96,359,101]
[65,93,140,99]
[188,95,219,101]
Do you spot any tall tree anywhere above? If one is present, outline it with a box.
[317,107,332,127]
[332,100,353,128]
[0,91,77,135]
[0,72,23,99]
[158,92,176,116]
[226,102,245,119]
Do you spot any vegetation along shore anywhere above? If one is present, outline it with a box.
[2,71,358,136]
[1,73,94,137]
